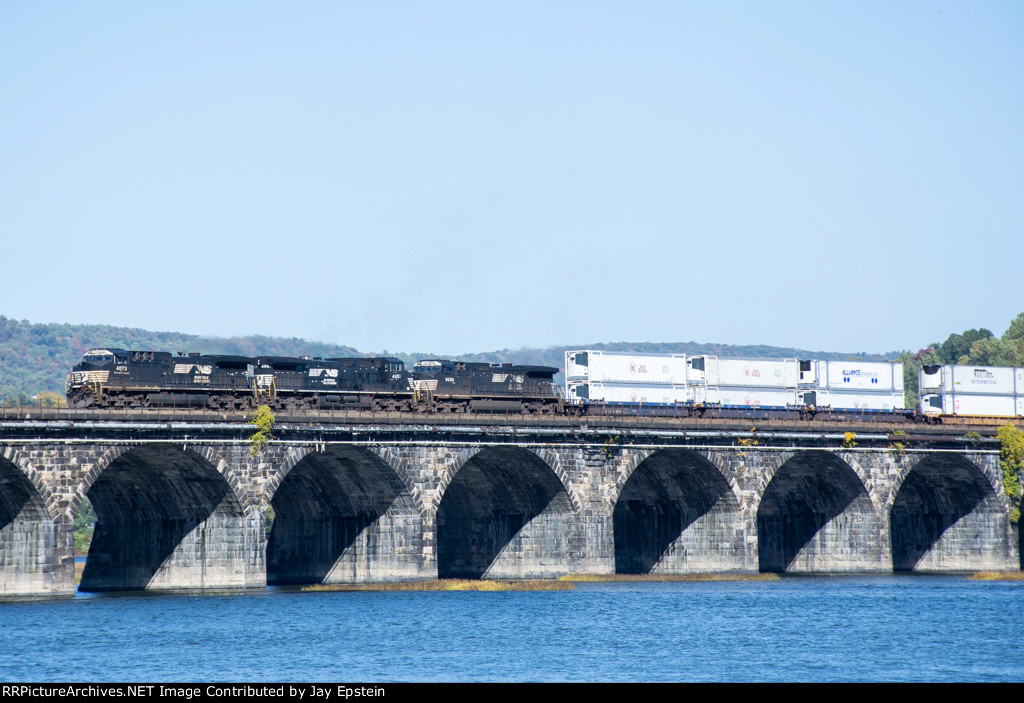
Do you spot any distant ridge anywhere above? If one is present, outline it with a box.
[0,315,899,400]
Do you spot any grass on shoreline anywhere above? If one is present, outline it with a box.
[299,572,780,592]
[968,571,1024,581]
[300,579,575,592]
[561,572,780,583]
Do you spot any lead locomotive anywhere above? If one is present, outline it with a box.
[66,348,562,413]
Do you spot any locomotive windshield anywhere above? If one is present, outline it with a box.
[413,360,443,371]
[82,350,114,364]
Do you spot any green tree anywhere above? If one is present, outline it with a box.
[248,405,275,457]
[965,336,1016,366]
[264,505,276,536]
[899,350,922,409]
[1004,312,1024,342]
[999,312,1024,366]
[73,497,96,554]
[938,328,994,364]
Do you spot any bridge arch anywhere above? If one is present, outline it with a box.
[259,445,314,503]
[756,450,882,573]
[71,443,252,521]
[79,443,258,591]
[889,452,1009,572]
[436,445,582,514]
[265,443,423,584]
[612,448,743,573]
[0,448,63,595]
[436,445,577,579]
[754,450,880,511]
[0,446,59,520]
[368,445,430,513]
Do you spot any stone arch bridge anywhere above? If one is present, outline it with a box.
[0,415,1018,596]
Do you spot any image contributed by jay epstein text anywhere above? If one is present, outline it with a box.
[1,686,387,700]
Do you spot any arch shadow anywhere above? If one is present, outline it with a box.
[614,449,735,574]
[0,455,50,531]
[890,453,995,571]
[757,451,869,573]
[266,445,410,585]
[437,446,569,579]
[80,445,243,592]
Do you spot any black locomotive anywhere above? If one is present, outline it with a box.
[409,359,564,413]
[66,348,562,414]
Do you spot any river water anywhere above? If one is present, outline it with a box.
[1,575,1021,682]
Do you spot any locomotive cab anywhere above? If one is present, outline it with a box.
[67,349,119,405]
[67,348,178,407]
[411,360,454,393]
[69,348,138,391]
[373,357,411,388]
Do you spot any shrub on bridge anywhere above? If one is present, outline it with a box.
[998,423,1023,524]
[249,405,275,457]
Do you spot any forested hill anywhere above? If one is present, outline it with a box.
[0,315,899,402]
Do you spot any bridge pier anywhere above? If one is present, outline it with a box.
[610,448,753,574]
[753,450,889,573]
[0,448,74,596]
[891,453,1013,572]
[397,445,611,580]
[265,444,429,584]
[0,508,72,597]
[78,444,264,592]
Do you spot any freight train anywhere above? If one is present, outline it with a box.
[64,348,1024,424]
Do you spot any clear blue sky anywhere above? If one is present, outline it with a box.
[2,2,1021,355]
